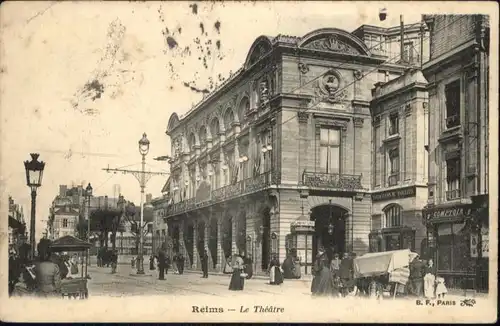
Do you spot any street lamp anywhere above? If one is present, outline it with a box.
[24,153,45,260]
[137,132,150,274]
[85,183,93,270]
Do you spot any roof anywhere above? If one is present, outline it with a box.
[54,206,80,215]
[166,27,374,134]
[51,235,91,252]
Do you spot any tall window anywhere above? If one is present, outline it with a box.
[224,109,234,136]
[210,119,220,145]
[319,128,341,174]
[446,157,461,200]
[389,113,399,135]
[402,42,414,63]
[445,80,461,128]
[383,204,402,228]
[388,148,400,186]
[63,219,68,228]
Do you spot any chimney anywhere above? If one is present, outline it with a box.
[60,185,68,197]
[146,194,152,204]
[104,195,109,209]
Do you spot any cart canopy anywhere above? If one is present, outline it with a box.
[50,235,91,252]
[353,249,418,278]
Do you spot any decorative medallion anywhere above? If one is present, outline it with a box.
[314,71,347,104]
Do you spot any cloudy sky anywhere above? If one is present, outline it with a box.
[0,1,488,241]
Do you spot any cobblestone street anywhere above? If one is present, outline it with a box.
[87,264,312,298]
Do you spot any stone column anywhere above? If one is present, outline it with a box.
[231,217,237,255]
[204,217,212,270]
[192,219,198,270]
[216,217,224,272]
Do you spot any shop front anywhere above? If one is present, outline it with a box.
[422,202,488,292]
[369,186,426,255]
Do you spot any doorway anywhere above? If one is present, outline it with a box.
[311,204,348,262]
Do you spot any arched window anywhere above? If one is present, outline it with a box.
[188,133,196,153]
[199,126,207,151]
[224,108,234,135]
[210,118,220,145]
[238,97,250,126]
[383,204,402,228]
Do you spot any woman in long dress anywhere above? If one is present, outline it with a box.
[311,250,332,295]
[269,255,284,285]
[228,254,245,291]
[423,259,436,299]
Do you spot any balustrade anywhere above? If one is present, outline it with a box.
[301,171,363,190]
[166,171,273,216]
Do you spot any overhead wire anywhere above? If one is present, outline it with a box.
[275,15,466,129]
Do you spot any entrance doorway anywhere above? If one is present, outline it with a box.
[311,204,348,262]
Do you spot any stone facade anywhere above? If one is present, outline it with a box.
[369,69,429,256]
[163,25,428,275]
[422,14,490,291]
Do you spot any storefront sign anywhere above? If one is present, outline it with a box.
[371,186,416,202]
[423,205,474,222]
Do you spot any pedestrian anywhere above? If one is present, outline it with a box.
[149,255,155,271]
[177,253,185,275]
[111,250,118,274]
[172,253,179,274]
[165,255,171,275]
[34,239,62,297]
[228,254,245,291]
[311,252,334,296]
[268,255,284,285]
[423,259,436,299]
[242,253,253,280]
[435,276,447,298]
[201,249,209,278]
[409,255,425,297]
[158,243,167,280]
[339,252,354,297]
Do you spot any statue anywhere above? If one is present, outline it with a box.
[260,80,269,103]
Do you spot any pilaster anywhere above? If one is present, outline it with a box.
[216,217,224,272]
[192,221,198,270]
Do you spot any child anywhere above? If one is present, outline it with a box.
[435,277,447,298]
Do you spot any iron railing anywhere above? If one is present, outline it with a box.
[166,171,272,216]
[301,171,363,190]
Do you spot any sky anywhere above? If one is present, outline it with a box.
[0,1,490,242]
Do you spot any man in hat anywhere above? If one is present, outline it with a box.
[157,243,167,280]
[201,249,209,278]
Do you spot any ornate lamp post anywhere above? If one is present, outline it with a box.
[85,183,93,268]
[137,132,150,274]
[24,153,45,259]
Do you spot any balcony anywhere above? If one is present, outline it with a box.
[166,172,273,216]
[446,189,461,201]
[388,173,400,186]
[301,171,363,191]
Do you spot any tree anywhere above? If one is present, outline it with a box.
[88,208,121,250]
[123,202,154,255]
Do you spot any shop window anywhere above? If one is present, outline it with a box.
[384,234,401,251]
[446,158,461,200]
[445,80,461,128]
[224,109,235,135]
[436,222,474,272]
[63,219,68,228]
[389,113,399,135]
[319,128,341,174]
[437,223,452,271]
[383,204,402,228]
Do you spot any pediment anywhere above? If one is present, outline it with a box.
[299,28,370,56]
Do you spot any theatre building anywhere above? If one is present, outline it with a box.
[421,15,490,292]
[163,25,426,275]
[368,69,429,256]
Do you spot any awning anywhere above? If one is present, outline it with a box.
[353,248,417,278]
[51,235,91,252]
